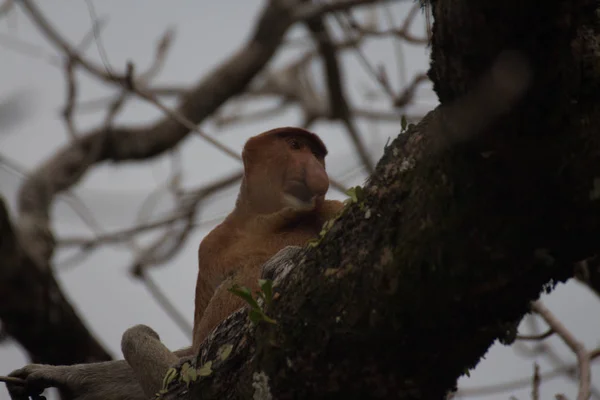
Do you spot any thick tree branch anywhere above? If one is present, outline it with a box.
[0,199,111,364]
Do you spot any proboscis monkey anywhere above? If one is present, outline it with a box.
[5,127,343,400]
[192,127,343,350]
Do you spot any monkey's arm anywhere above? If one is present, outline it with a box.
[250,200,343,234]
[121,325,183,399]
[193,232,269,350]
[193,259,263,346]
[192,270,216,344]
[6,343,193,400]
[195,245,309,346]
[7,359,144,400]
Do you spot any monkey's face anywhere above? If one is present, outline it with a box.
[279,134,329,211]
[242,128,330,214]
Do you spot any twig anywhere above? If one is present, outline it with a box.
[394,72,429,108]
[76,13,108,51]
[0,31,61,66]
[84,0,114,76]
[305,11,375,173]
[531,301,591,400]
[137,269,193,339]
[532,363,540,400]
[517,315,600,399]
[21,0,243,165]
[62,58,79,140]
[102,28,175,128]
[75,85,184,113]
[59,171,243,249]
[344,2,429,45]
[294,0,397,21]
[0,153,104,236]
[456,348,600,397]
[131,82,242,162]
[19,0,127,83]
[334,11,396,100]
[517,328,555,341]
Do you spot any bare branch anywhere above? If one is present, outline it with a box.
[15,0,303,272]
[19,0,128,83]
[532,301,591,400]
[305,12,375,172]
[532,363,541,400]
[517,328,555,341]
[457,349,600,398]
[138,270,193,339]
[293,0,396,21]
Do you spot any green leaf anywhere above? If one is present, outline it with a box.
[355,185,364,201]
[180,362,191,374]
[180,362,198,387]
[258,279,274,306]
[345,186,365,204]
[228,284,259,309]
[218,344,234,361]
[249,308,263,324]
[161,367,178,390]
[198,361,213,377]
[261,314,277,324]
[306,238,320,248]
[401,115,408,131]
[345,187,358,203]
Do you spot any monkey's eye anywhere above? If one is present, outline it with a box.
[287,138,301,150]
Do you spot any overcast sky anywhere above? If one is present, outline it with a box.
[0,2,598,399]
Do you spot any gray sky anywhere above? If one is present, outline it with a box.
[0,2,598,399]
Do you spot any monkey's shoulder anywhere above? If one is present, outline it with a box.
[197,219,242,258]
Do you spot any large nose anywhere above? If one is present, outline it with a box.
[305,155,329,197]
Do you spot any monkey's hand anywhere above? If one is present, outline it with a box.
[253,207,313,234]
[6,359,145,400]
[261,245,303,284]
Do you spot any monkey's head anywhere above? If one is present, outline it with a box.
[239,127,330,215]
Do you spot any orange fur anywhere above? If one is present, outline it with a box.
[192,127,343,349]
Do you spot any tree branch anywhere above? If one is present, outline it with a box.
[0,198,111,364]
